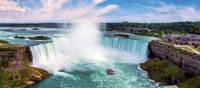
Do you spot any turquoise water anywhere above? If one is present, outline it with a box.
[30,34,163,88]
[31,64,161,88]
[0,27,162,88]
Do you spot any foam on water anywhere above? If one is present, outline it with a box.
[30,34,163,88]
[30,35,151,72]
[29,0,162,87]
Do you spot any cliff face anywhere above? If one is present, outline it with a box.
[0,43,26,71]
[149,40,200,75]
[0,43,48,88]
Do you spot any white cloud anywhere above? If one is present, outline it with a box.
[105,3,200,22]
[93,0,105,4]
[176,7,200,21]
[151,3,200,22]
[0,0,118,22]
[42,0,68,12]
[0,0,26,12]
[0,0,199,22]
[97,5,118,15]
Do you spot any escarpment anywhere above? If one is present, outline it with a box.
[0,42,48,88]
[149,40,200,75]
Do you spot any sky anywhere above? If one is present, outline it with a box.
[0,0,200,23]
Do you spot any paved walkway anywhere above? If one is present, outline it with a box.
[176,45,200,54]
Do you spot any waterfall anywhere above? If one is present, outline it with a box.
[30,42,66,72]
[102,36,149,61]
[30,35,151,72]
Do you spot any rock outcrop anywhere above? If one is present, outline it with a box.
[149,40,200,75]
[140,59,185,85]
[0,42,48,88]
[0,43,26,71]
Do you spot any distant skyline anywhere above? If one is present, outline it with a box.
[0,0,200,23]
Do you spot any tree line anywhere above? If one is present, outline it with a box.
[107,22,200,34]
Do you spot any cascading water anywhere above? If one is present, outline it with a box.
[29,0,162,87]
[30,34,151,71]
[102,36,149,63]
[30,34,162,88]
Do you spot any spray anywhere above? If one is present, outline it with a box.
[31,0,118,73]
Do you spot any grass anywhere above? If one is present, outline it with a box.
[145,31,165,38]
[180,76,200,88]
[0,67,48,88]
[194,46,200,52]
[141,59,200,88]
[152,40,194,55]
[0,40,8,43]
[141,59,185,84]
[0,43,48,88]
[0,43,21,51]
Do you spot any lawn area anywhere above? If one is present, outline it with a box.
[194,46,200,52]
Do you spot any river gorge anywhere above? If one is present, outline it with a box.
[0,27,162,88]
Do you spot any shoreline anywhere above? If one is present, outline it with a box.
[140,40,200,88]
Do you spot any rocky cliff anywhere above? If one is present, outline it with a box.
[149,40,200,75]
[0,42,48,88]
[0,43,26,71]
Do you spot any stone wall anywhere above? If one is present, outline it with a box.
[149,40,200,75]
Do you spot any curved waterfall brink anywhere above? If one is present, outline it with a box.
[30,35,152,72]
[30,35,162,88]
[102,36,150,63]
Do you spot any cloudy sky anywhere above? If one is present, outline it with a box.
[0,0,200,23]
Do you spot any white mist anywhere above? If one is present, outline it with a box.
[31,0,118,73]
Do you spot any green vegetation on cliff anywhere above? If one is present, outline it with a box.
[0,40,8,44]
[0,40,48,88]
[140,59,185,84]
[141,59,200,88]
[180,76,200,88]
[0,67,48,88]
[149,40,200,88]
[0,44,21,51]
[151,40,195,55]
[194,46,200,52]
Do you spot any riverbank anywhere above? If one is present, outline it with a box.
[0,40,48,88]
[140,40,200,88]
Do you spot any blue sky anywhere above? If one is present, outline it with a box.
[0,0,200,22]
[100,0,200,22]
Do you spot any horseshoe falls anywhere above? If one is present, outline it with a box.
[30,34,162,88]
[102,36,149,63]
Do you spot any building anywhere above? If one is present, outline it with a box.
[163,34,200,46]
